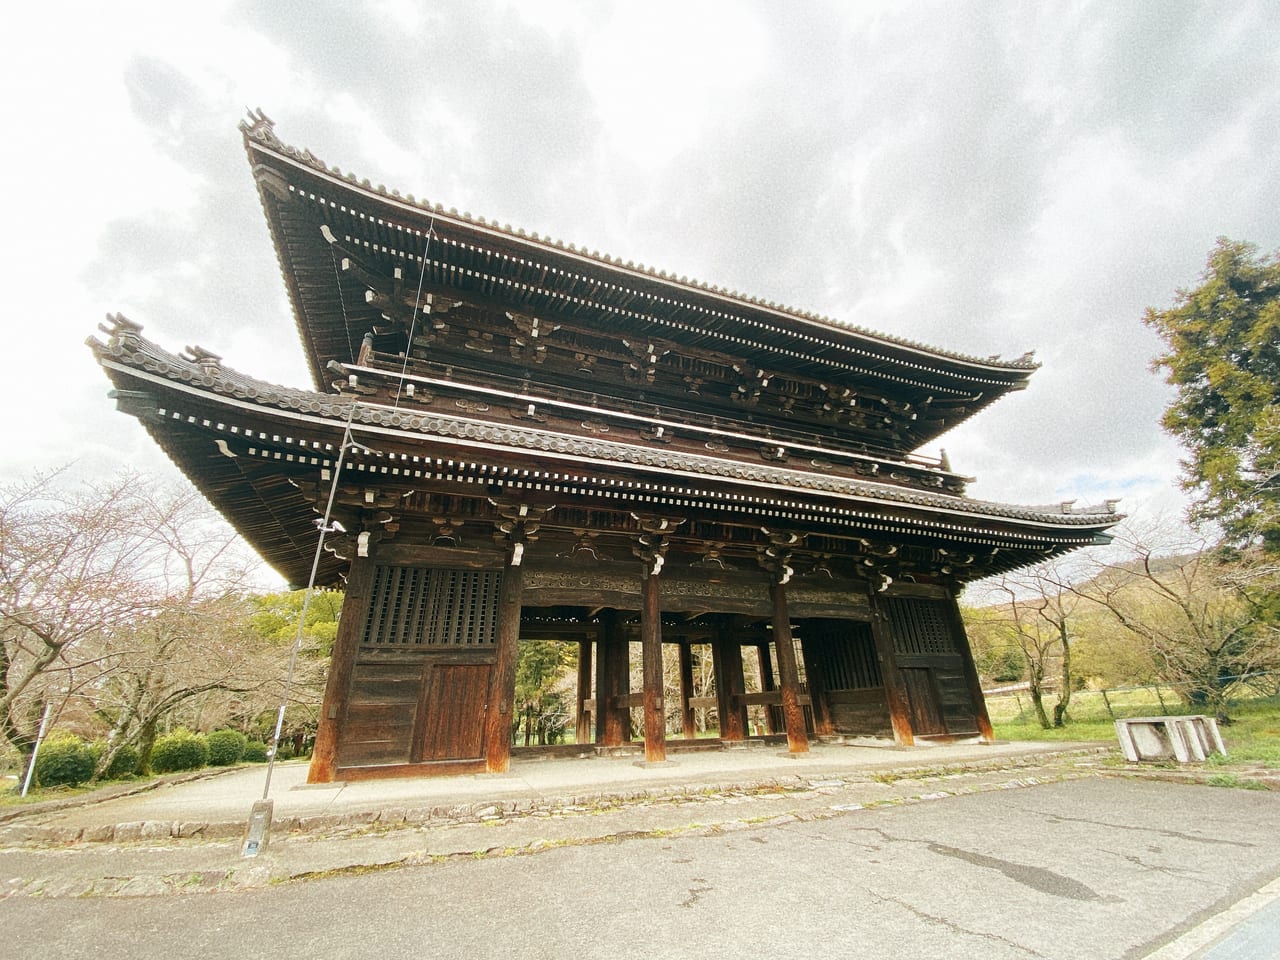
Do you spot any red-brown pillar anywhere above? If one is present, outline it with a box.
[867,589,915,746]
[576,637,593,745]
[308,555,376,783]
[595,610,630,746]
[640,570,667,762]
[484,553,525,773]
[712,622,748,741]
[769,580,810,754]
[678,642,697,739]
[945,591,995,741]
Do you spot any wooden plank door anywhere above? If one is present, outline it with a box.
[901,667,946,736]
[416,662,492,761]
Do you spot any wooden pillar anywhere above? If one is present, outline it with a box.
[308,555,376,783]
[799,631,836,737]
[945,591,995,741]
[575,637,593,745]
[712,622,748,741]
[483,553,525,773]
[595,610,630,746]
[756,642,780,734]
[678,642,697,739]
[640,570,667,763]
[867,589,915,746]
[769,580,810,754]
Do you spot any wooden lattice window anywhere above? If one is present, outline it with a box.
[884,598,956,657]
[362,566,501,646]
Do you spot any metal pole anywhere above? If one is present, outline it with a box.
[20,701,54,798]
[260,406,357,802]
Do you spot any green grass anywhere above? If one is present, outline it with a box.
[993,693,1280,770]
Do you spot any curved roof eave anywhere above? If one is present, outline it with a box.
[240,112,1041,394]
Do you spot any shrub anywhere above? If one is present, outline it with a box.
[206,729,247,766]
[34,735,96,788]
[150,730,209,773]
[241,740,269,763]
[94,742,141,780]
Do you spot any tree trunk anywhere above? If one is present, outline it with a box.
[1053,628,1072,728]
[1027,664,1051,729]
[135,716,160,775]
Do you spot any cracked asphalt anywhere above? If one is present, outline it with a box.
[3,745,1279,958]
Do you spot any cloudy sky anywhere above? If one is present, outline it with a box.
[6,1,1279,554]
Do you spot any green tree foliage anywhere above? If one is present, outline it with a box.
[514,639,576,745]
[1146,239,1280,550]
[961,605,1026,683]
[249,589,342,657]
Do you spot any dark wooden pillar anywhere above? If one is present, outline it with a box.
[640,570,667,762]
[769,580,809,754]
[678,643,697,739]
[483,552,525,773]
[576,637,593,745]
[799,631,836,737]
[867,589,915,746]
[712,622,748,741]
[308,555,376,783]
[595,610,630,746]
[945,591,995,741]
[756,642,780,734]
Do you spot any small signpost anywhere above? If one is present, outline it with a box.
[241,799,274,858]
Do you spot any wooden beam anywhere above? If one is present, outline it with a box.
[769,580,810,754]
[737,691,812,707]
[308,555,376,783]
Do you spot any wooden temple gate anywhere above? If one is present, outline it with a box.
[91,114,1119,784]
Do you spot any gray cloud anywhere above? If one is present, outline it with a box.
[57,0,1280,522]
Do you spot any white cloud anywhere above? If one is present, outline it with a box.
[4,0,1279,559]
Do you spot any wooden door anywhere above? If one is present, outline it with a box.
[901,667,946,736]
[416,662,492,761]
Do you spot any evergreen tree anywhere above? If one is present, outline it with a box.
[1145,239,1280,550]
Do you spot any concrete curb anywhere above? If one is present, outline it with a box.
[4,763,1099,900]
[0,746,1112,848]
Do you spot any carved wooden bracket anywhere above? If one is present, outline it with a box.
[758,528,806,585]
[621,339,671,384]
[630,514,686,577]
[490,499,554,566]
[731,362,771,405]
[507,311,559,365]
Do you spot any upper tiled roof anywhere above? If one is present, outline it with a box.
[240,110,1041,380]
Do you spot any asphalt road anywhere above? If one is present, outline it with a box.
[7,777,1280,960]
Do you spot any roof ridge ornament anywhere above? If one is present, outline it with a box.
[240,107,278,144]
